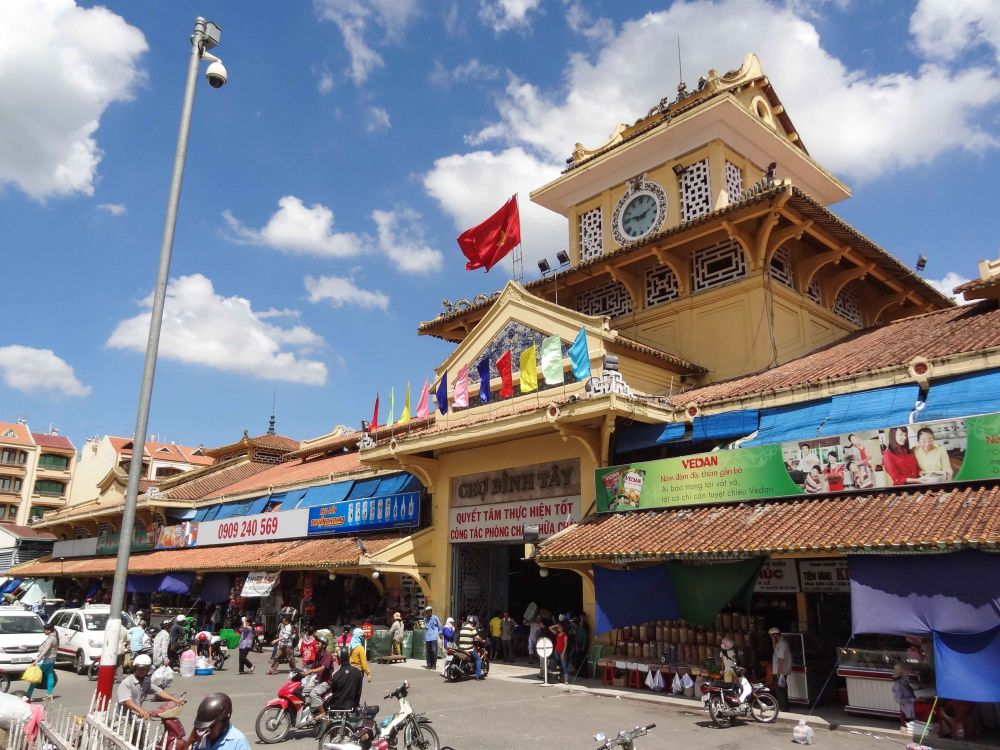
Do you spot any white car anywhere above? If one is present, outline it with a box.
[0,606,46,681]
[48,605,135,674]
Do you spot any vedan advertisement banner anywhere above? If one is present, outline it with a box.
[307,492,420,536]
[598,412,1000,512]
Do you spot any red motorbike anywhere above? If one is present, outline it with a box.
[255,670,332,744]
[254,623,266,653]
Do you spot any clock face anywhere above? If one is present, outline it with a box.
[619,191,662,240]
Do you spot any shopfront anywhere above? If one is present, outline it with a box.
[449,459,583,621]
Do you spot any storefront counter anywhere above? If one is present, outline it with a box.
[837,648,927,718]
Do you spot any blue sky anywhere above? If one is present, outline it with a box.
[1,0,998,451]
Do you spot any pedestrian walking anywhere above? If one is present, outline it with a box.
[26,623,58,702]
[769,627,791,710]
[500,611,516,663]
[238,617,255,674]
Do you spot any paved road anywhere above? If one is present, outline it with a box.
[28,658,909,750]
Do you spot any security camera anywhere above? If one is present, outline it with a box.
[201,51,227,88]
[205,60,227,88]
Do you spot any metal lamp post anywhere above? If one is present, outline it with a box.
[95,16,227,704]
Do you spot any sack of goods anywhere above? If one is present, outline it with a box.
[792,720,815,745]
[682,672,695,697]
[671,673,683,695]
[152,665,173,690]
[21,665,42,685]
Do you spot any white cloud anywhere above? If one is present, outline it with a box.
[479,0,540,33]
[97,203,126,216]
[468,0,1000,182]
[107,274,327,385]
[371,208,444,273]
[314,0,420,85]
[924,271,974,304]
[0,345,91,397]
[366,106,391,132]
[315,64,335,95]
[0,0,147,199]
[563,1,614,43]
[430,58,501,89]
[423,147,564,270]
[223,196,369,258]
[305,275,390,310]
[911,0,1000,63]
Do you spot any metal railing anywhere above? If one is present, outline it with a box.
[7,696,170,750]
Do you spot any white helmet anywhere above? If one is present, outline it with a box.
[176,614,186,622]
[132,654,152,668]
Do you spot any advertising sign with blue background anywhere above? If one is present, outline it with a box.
[308,491,421,536]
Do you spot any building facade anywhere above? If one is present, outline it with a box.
[0,421,76,525]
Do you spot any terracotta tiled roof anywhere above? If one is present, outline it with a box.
[0,422,33,446]
[671,300,1000,407]
[290,419,435,460]
[158,461,274,501]
[9,532,405,576]
[204,433,300,459]
[205,451,366,499]
[0,524,56,541]
[31,433,74,451]
[107,436,213,465]
[953,276,1000,296]
[537,483,1000,562]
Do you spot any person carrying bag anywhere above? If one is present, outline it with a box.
[25,623,59,701]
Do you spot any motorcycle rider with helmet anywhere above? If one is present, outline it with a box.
[328,647,364,710]
[302,637,335,722]
[457,616,485,680]
[188,692,249,750]
[116,654,187,731]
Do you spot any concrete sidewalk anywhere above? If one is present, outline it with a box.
[390,655,996,749]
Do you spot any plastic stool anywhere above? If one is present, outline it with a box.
[628,667,643,689]
[600,660,615,685]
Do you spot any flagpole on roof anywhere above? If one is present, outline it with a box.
[510,194,523,284]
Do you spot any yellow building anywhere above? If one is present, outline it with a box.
[359,53,955,621]
[0,420,76,525]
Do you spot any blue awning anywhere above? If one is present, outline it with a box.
[192,507,211,522]
[247,495,270,515]
[202,505,222,522]
[347,478,381,500]
[690,410,759,442]
[615,422,687,453]
[743,398,833,446]
[0,579,22,594]
[214,498,253,520]
[921,369,1000,422]
[168,508,198,521]
[374,474,409,497]
[399,474,423,494]
[818,384,921,436]
[297,481,353,509]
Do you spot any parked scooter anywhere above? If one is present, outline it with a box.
[593,723,656,750]
[320,681,439,750]
[441,642,489,682]
[700,663,779,728]
[255,670,333,743]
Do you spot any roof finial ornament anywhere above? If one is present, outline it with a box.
[267,414,276,435]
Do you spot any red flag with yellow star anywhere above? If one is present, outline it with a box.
[457,195,521,272]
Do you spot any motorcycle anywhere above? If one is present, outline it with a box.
[441,643,489,682]
[593,723,656,750]
[320,681,439,750]
[213,643,229,670]
[255,670,332,743]
[700,663,780,728]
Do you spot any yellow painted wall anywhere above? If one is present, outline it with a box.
[419,431,599,620]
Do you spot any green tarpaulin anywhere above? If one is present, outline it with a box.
[665,558,765,626]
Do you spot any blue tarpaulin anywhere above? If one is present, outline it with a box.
[743,398,833,446]
[247,495,270,515]
[297,481,353,508]
[0,579,21,594]
[615,422,686,453]
[214,499,253,520]
[594,565,680,635]
[850,551,1000,702]
[374,474,409,497]
[935,627,1000,702]
[347,478,382,500]
[159,573,193,595]
[690,410,759,442]
[920,368,1000,422]
[819,385,921,436]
